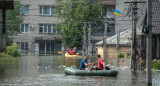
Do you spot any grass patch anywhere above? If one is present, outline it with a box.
[152,62,160,70]
[0,53,11,57]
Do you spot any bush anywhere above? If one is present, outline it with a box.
[118,53,125,58]
[152,62,160,70]
[0,53,10,57]
[125,53,131,58]
[6,43,21,57]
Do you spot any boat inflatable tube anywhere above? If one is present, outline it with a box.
[64,67,118,76]
[65,53,79,58]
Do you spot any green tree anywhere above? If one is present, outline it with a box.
[55,0,104,48]
[0,0,23,46]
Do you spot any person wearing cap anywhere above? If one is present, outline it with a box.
[79,54,95,70]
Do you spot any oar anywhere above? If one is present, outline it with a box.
[88,66,93,73]
[87,62,95,73]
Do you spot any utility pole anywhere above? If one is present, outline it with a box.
[132,0,138,70]
[88,22,91,56]
[103,20,107,61]
[125,0,146,70]
[83,22,87,56]
[146,0,152,85]
[116,31,120,48]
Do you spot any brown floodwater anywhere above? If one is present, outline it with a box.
[0,54,159,86]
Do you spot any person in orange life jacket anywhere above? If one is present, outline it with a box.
[66,46,72,55]
[92,54,106,70]
[71,47,77,55]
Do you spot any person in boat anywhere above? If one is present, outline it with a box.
[79,54,95,70]
[93,54,106,70]
[66,46,72,55]
[74,47,78,53]
[71,47,77,55]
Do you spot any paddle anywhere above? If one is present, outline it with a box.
[87,62,95,73]
[58,51,62,54]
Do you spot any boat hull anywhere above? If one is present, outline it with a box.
[65,53,78,58]
[64,67,118,76]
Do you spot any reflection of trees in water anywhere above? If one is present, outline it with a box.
[0,57,19,80]
[0,57,19,70]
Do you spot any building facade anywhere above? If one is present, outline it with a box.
[13,0,63,55]
[96,30,132,58]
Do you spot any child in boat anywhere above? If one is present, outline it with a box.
[79,54,95,70]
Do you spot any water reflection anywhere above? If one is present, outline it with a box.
[0,55,159,86]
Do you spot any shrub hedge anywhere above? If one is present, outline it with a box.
[6,43,21,57]
[152,62,160,70]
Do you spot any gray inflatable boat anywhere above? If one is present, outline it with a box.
[64,67,118,76]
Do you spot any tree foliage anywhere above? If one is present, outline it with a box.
[0,0,23,45]
[55,0,104,48]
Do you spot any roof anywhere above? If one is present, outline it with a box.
[152,0,160,34]
[96,30,132,45]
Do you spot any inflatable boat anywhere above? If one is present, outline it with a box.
[65,53,79,58]
[64,67,118,76]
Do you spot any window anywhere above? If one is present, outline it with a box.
[20,24,29,33]
[39,6,56,16]
[20,5,29,15]
[16,42,28,51]
[106,7,114,18]
[39,42,54,54]
[39,24,57,33]
[107,24,115,35]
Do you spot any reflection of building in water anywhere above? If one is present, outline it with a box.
[66,58,83,69]
[18,56,40,76]
[37,56,54,70]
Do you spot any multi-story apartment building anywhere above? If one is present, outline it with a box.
[13,0,63,55]
[13,0,116,55]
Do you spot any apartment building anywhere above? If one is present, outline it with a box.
[13,0,63,55]
[12,0,116,55]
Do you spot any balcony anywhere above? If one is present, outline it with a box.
[103,0,116,5]
[35,35,62,42]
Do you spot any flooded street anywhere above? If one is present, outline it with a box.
[0,55,159,86]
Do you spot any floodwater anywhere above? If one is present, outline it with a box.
[0,54,159,86]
